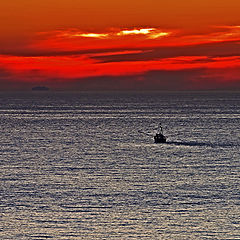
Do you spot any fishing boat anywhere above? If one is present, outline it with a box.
[154,123,167,143]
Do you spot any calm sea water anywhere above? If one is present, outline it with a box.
[0,91,239,239]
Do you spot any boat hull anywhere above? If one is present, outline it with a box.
[154,134,167,143]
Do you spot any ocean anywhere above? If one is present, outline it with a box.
[0,91,239,239]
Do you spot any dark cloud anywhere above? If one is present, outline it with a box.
[0,67,10,78]
[0,47,138,57]
[0,68,47,91]
[1,39,240,61]
[1,66,240,91]
[0,69,194,91]
[46,68,240,91]
[92,40,240,63]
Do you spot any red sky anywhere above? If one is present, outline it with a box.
[1,0,240,90]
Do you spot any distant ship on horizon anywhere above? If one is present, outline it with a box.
[32,86,49,91]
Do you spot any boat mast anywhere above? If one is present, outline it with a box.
[158,123,163,135]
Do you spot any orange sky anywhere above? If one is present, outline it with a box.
[1,0,240,90]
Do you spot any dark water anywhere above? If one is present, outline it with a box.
[0,91,239,239]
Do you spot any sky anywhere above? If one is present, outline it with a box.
[1,0,240,90]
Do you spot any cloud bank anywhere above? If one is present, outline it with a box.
[1,26,240,90]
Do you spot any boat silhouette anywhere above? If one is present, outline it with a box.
[138,123,167,143]
[154,123,167,143]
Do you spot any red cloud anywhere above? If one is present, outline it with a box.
[1,26,240,90]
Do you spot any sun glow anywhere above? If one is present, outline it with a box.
[72,33,109,38]
[50,28,171,40]
[117,28,155,35]
[117,28,170,39]
[148,32,170,39]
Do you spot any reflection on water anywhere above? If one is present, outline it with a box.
[0,91,239,239]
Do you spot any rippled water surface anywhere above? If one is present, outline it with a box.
[0,91,239,239]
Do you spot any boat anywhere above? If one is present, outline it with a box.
[154,123,167,143]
